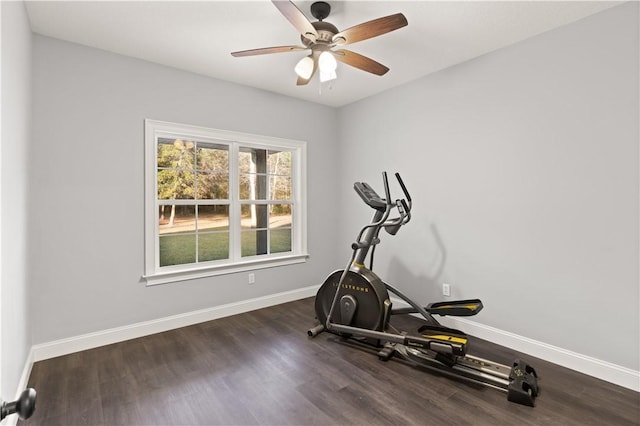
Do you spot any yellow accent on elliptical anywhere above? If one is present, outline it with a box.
[422,334,468,345]
[435,304,479,311]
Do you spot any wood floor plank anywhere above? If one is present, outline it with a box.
[19,297,640,425]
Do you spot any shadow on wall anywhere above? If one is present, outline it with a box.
[385,223,448,305]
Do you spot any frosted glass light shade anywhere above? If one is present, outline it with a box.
[318,51,337,82]
[294,56,314,79]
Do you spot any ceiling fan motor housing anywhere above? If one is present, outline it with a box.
[310,2,331,21]
[302,20,338,46]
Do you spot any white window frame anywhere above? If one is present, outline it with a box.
[143,119,308,286]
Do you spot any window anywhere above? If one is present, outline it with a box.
[144,120,307,285]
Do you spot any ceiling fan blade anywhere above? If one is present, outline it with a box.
[231,45,307,57]
[296,51,320,86]
[332,13,408,46]
[272,0,318,42]
[333,49,389,76]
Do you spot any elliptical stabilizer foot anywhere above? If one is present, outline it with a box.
[377,343,395,361]
[307,323,325,337]
[507,359,539,407]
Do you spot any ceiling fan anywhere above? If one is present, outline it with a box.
[231,1,408,86]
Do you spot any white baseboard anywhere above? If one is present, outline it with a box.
[31,285,319,362]
[438,315,640,392]
[16,349,34,399]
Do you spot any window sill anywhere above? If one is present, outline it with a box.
[142,253,310,286]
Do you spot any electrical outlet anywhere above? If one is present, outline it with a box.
[248,273,255,284]
[442,283,451,297]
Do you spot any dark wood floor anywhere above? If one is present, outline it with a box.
[21,297,639,425]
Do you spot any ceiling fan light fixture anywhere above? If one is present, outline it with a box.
[294,56,314,79]
[318,51,337,73]
[318,51,337,82]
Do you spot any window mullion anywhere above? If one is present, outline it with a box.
[229,143,241,262]
[152,135,161,271]
[194,143,199,263]
[291,147,299,254]
[266,199,271,256]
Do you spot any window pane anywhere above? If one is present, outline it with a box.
[241,204,267,229]
[157,169,177,199]
[196,143,228,173]
[199,232,229,262]
[241,203,268,256]
[160,234,196,266]
[268,150,291,176]
[157,139,179,168]
[270,204,292,254]
[159,205,195,235]
[269,204,292,228]
[157,137,196,200]
[270,228,292,254]
[157,138,195,168]
[239,147,267,174]
[198,205,229,231]
[241,229,268,257]
[157,138,182,168]
[197,173,229,200]
[239,174,267,200]
[269,176,291,200]
[238,149,252,174]
[157,170,195,200]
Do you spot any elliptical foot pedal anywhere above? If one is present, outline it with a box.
[426,299,484,316]
[417,324,468,356]
[507,359,539,406]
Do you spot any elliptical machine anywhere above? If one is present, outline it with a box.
[308,172,539,406]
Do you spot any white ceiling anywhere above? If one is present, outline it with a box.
[25,1,621,107]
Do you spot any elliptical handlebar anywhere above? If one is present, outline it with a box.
[378,172,412,229]
[382,172,392,209]
[354,172,411,216]
[350,172,412,263]
[395,172,411,203]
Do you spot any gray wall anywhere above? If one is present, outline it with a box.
[20,0,640,381]
[337,3,638,370]
[1,2,32,399]
[30,35,340,344]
